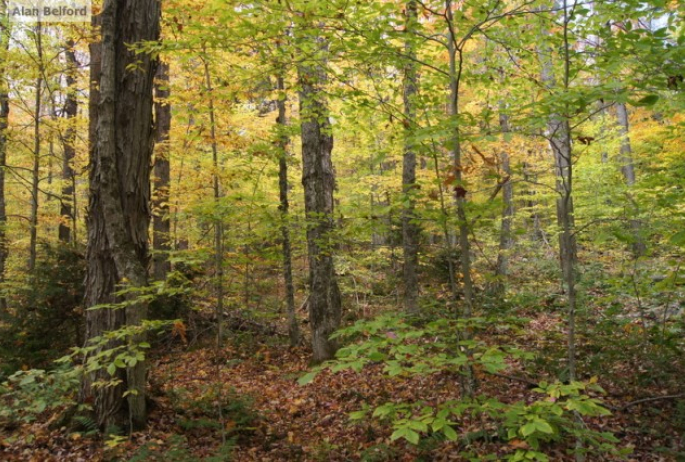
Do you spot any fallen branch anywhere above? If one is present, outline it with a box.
[490,371,540,388]
[608,393,685,412]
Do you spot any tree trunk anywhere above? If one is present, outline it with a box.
[59,39,78,244]
[539,0,577,383]
[493,111,513,295]
[201,55,224,347]
[616,102,645,257]
[276,70,300,346]
[446,1,474,317]
[29,24,43,272]
[152,61,171,281]
[297,32,341,364]
[0,1,9,311]
[401,0,420,315]
[83,0,159,432]
[521,161,544,241]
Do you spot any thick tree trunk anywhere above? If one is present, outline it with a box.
[83,0,159,432]
[401,0,420,314]
[152,62,171,281]
[493,111,513,295]
[297,33,341,364]
[59,39,78,244]
[0,2,10,311]
[276,72,300,347]
[616,102,644,257]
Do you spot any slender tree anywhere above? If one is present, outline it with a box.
[275,64,300,346]
[58,39,78,244]
[538,0,578,382]
[28,24,44,272]
[615,102,644,256]
[493,109,513,295]
[445,0,474,316]
[0,0,9,310]
[401,0,420,314]
[200,53,224,347]
[83,0,160,432]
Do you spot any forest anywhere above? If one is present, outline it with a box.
[0,0,684,460]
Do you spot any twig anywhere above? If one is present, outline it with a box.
[490,371,539,387]
[609,393,685,412]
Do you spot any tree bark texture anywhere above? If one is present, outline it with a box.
[0,1,9,311]
[402,0,420,314]
[59,39,78,244]
[83,0,159,432]
[153,61,171,281]
[297,34,341,364]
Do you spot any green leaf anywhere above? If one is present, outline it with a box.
[349,410,368,420]
[443,424,458,441]
[534,420,554,434]
[669,230,685,247]
[107,363,117,376]
[521,422,537,437]
[391,427,420,445]
[631,94,659,106]
[297,371,318,386]
[368,351,386,362]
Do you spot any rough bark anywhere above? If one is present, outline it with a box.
[59,39,78,244]
[297,33,341,364]
[401,0,420,314]
[152,62,171,281]
[276,72,300,346]
[0,1,9,311]
[83,0,159,432]
[616,102,645,257]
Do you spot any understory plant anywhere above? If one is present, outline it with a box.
[300,314,628,460]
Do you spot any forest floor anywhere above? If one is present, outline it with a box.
[1,301,683,461]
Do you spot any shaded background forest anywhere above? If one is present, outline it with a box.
[1,0,684,460]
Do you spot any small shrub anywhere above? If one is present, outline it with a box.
[168,384,259,442]
[0,366,79,428]
[128,434,235,462]
[0,243,85,373]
